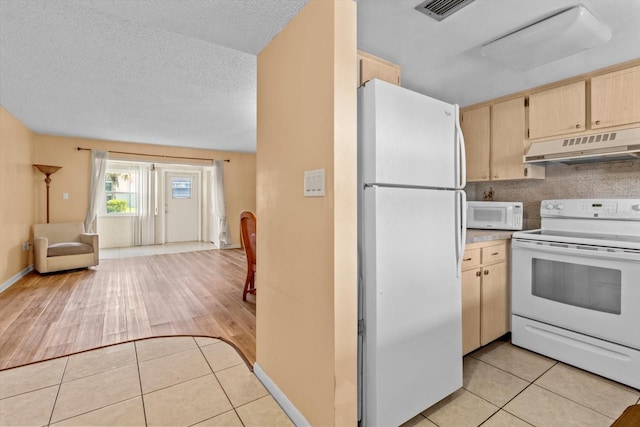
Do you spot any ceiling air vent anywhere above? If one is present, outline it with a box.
[415,0,476,21]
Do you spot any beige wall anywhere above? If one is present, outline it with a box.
[0,107,36,284]
[256,0,357,425]
[32,134,256,246]
[470,159,640,229]
[98,216,134,248]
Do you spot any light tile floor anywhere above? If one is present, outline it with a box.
[3,337,639,427]
[100,242,218,260]
[0,337,293,427]
[404,340,640,427]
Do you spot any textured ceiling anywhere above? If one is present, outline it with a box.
[0,0,308,152]
[2,1,639,153]
[358,0,640,107]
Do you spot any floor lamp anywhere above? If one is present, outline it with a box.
[33,164,62,223]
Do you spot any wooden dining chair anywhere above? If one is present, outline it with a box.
[240,211,257,301]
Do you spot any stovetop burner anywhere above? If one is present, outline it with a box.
[519,229,640,243]
[514,228,640,251]
[512,198,640,251]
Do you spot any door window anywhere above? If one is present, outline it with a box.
[473,208,505,223]
[171,178,192,199]
[531,258,621,314]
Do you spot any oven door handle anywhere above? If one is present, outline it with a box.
[512,239,640,262]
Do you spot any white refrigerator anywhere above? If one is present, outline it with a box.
[358,79,466,427]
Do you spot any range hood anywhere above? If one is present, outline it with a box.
[524,127,640,164]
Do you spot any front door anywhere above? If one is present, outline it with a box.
[165,172,199,243]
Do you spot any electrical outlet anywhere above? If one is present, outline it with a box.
[22,242,30,251]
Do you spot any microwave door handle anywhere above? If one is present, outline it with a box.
[513,239,640,262]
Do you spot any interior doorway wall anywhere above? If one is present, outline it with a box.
[164,171,200,243]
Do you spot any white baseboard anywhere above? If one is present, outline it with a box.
[1,265,33,294]
[253,362,310,427]
[221,243,241,249]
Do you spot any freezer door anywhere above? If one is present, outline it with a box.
[359,79,459,188]
[362,186,462,427]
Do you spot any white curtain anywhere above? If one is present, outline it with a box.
[84,150,109,233]
[211,160,230,248]
[133,163,155,245]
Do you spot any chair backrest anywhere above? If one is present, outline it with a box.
[240,211,256,266]
[33,222,85,244]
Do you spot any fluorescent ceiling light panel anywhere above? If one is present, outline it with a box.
[481,5,612,72]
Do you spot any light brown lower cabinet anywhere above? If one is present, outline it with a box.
[461,240,510,355]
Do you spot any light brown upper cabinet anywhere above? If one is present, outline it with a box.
[528,63,640,140]
[461,97,544,182]
[357,50,401,88]
[591,65,640,130]
[492,97,541,180]
[528,81,586,139]
[461,106,490,181]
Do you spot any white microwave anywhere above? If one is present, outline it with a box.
[467,201,523,230]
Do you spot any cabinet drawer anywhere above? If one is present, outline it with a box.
[482,244,505,264]
[462,248,481,270]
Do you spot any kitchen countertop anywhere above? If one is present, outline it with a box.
[466,229,516,244]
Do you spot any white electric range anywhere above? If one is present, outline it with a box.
[511,198,640,389]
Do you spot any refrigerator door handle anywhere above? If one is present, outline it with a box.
[455,104,467,189]
[461,190,467,252]
[456,190,467,277]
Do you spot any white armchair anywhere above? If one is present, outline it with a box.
[33,222,99,273]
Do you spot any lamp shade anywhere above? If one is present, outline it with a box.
[481,5,612,72]
[33,164,62,175]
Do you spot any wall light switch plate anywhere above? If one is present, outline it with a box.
[304,169,325,197]
[63,192,69,200]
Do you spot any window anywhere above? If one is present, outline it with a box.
[104,164,138,215]
[171,178,192,199]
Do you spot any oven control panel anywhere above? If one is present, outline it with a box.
[541,199,640,219]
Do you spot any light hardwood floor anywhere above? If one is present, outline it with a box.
[0,249,256,371]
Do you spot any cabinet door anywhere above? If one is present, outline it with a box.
[358,51,401,87]
[591,65,640,129]
[480,262,508,346]
[461,106,490,182]
[491,97,526,180]
[462,268,481,355]
[529,81,586,139]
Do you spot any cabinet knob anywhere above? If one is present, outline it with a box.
[595,120,601,125]
[484,270,489,275]
[493,175,498,179]
[476,271,481,277]
[482,175,487,179]
[576,124,581,129]
[463,257,472,261]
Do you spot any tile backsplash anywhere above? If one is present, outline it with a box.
[466,160,640,229]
